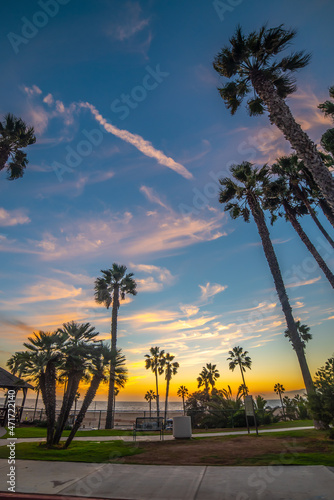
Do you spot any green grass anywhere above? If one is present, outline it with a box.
[1,420,313,440]
[0,440,142,462]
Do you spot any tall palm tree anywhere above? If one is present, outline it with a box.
[0,113,36,180]
[65,346,127,448]
[219,163,314,398]
[177,385,189,415]
[144,390,156,417]
[274,383,286,420]
[95,264,137,429]
[23,331,65,445]
[227,346,252,393]
[53,321,99,444]
[263,177,334,288]
[270,155,334,248]
[213,25,334,212]
[163,353,179,423]
[144,347,165,417]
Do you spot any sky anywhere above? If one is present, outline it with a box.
[0,0,333,402]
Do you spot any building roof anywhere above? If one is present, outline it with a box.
[0,367,34,390]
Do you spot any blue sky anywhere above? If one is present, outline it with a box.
[0,0,333,400]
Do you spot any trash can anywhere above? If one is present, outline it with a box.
[173,416,192,439]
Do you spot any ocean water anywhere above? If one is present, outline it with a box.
[0,397,281,411]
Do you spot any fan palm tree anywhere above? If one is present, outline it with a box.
[144,390,156,417]
[53,321,99,444]
[95,264,137,429]
[274,383,286,420]
[197,367,210,396]
[163,353,179,423]
[205,363,220,392]
[284,321,312,349]
[23,331,65,445]
[270,155,334,248]
[144,347,165,417]
[213,24,334,212]
[219,162,314,398]
[0,113,36,180]
[263,177,334,288]
[65,346,127,448]
[177,385,189,415]
[319,85,334,156]
[227,346,252,393]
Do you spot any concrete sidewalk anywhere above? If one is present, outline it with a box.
[0,460,333,499]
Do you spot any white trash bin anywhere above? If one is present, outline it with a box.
[173,416,192,439]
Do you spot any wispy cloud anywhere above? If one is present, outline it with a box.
[0,208,30,227]
[81,102,193,179]
[131,263,176,292]
[140,185,170,210]
[199,282,227,303]
[286,276,322,288]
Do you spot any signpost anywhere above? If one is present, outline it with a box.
[244,395,258,435]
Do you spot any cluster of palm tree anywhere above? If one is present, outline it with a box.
[144,346,179,422]
[7,322,127,447]
[214,25,334,414]
[196,347,252,397]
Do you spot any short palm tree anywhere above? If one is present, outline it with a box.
[144,390,156,417]
[144,347,165,417]
[227,347,252,394]
[23,331,65,445]
[205,363,220,392]
[274,383,286,420]
[163,353,179,423]
[0,113,36,180]
[53,321,99,444]
[177,385,189,415]
[95,264,137,429]
[213,25,334,212]
[65,346,127,448]
[219,162,314,399]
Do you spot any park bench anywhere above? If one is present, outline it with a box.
[133,416,164,441]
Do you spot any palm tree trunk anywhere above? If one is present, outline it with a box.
[251,72,334,213]
[319,199,334,229]
[247,193,314,397]
[239,366,248,395]
[279,393,286,421]
[283,201,334,288]
[32,389,39,421]
[106,287,119,429]
[155,369,160,418]
[45,361,56,446]
[53,372,82,444]
[164,377,170,424]
[149,399,152,417]
[64,374,101,449]
[295,187,334,249]
[182,395,185,416]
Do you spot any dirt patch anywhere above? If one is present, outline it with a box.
[123,434,321,466]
